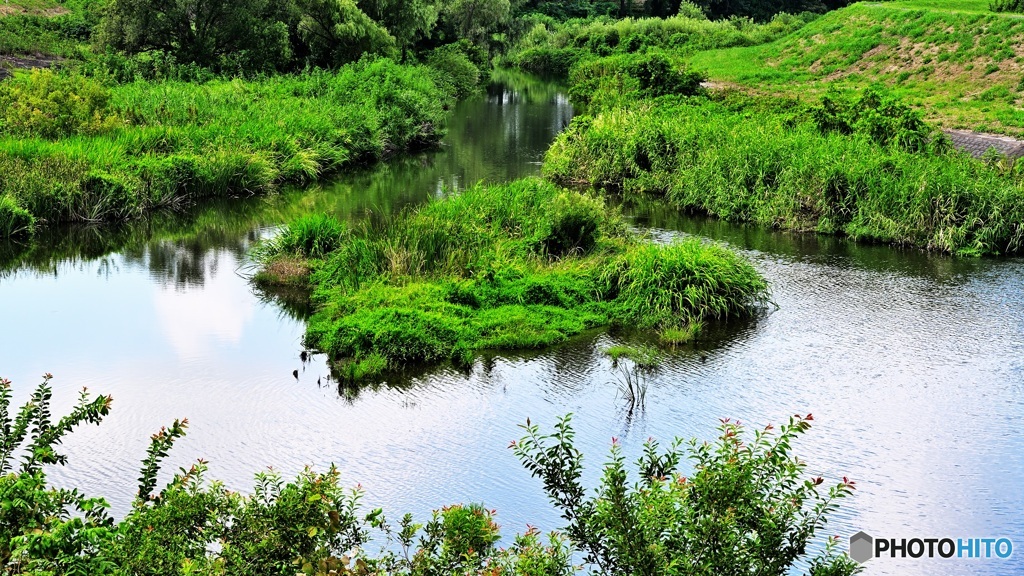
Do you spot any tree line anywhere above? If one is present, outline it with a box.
[91,0,853,74]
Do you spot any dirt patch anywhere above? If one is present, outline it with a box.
[0,4,68,17]
[253,255,313,288]
[0,54,62,80]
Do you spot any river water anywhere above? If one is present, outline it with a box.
[0,73,1021,576]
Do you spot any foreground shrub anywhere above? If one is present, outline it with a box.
[258,179,767,380]
[0,375,859,575]
[513,413,860,576]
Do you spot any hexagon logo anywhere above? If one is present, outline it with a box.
[850,531,874,563]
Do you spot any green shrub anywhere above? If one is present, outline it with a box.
[677,1,707,19]
[0,377,859,575]
[512,45,586,77]
[568,51,705,108]
[0,70,119,139]
[426,43,482,99]
[536,190,609,256]
[811,87,943,153]
[0,375,114,573]
[604,239,770,328]
[424,503,502,571]
[512,414,860,576]
[991,0,1024,13]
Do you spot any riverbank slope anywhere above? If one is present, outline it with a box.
[688,1,1024,135]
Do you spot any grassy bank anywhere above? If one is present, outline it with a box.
[503,11,817,77]
[688,1,1024,134]
[256,179,769,380]
[0,58,454,238]
[544,89,1024,255]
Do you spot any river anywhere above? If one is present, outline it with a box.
[0,72,1021,576]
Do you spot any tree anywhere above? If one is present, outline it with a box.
[689,0,851,21]
[99,0,295,71]
[294,0,399,68]
[441,0,511,48]
[357,0,440,54]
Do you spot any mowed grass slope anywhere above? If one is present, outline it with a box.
[0,0,66,17]
[689,2,1024,134]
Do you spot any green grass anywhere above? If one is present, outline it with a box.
[0,58,456,238]
[687,2,1024,134]
[503,11,817,77]
[544,93,1024,255]
[883,1,993,12]
[257,179,769,380]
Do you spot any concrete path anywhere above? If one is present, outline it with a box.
[944,129,1024,159]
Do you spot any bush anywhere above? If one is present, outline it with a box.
[536,190,608,256]
[0,375,115,574]
[0,376,860,575]
[677,1,707,19]
[0,70,119,139]
[426,43,482,99]
[811,87,942,153]
[604,239,770,328]
[567,51,705,108]
[512,414,860,576]
[991,0,1024,13]
[510,45,584,77]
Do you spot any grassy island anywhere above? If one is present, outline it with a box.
[256,179,769,380]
